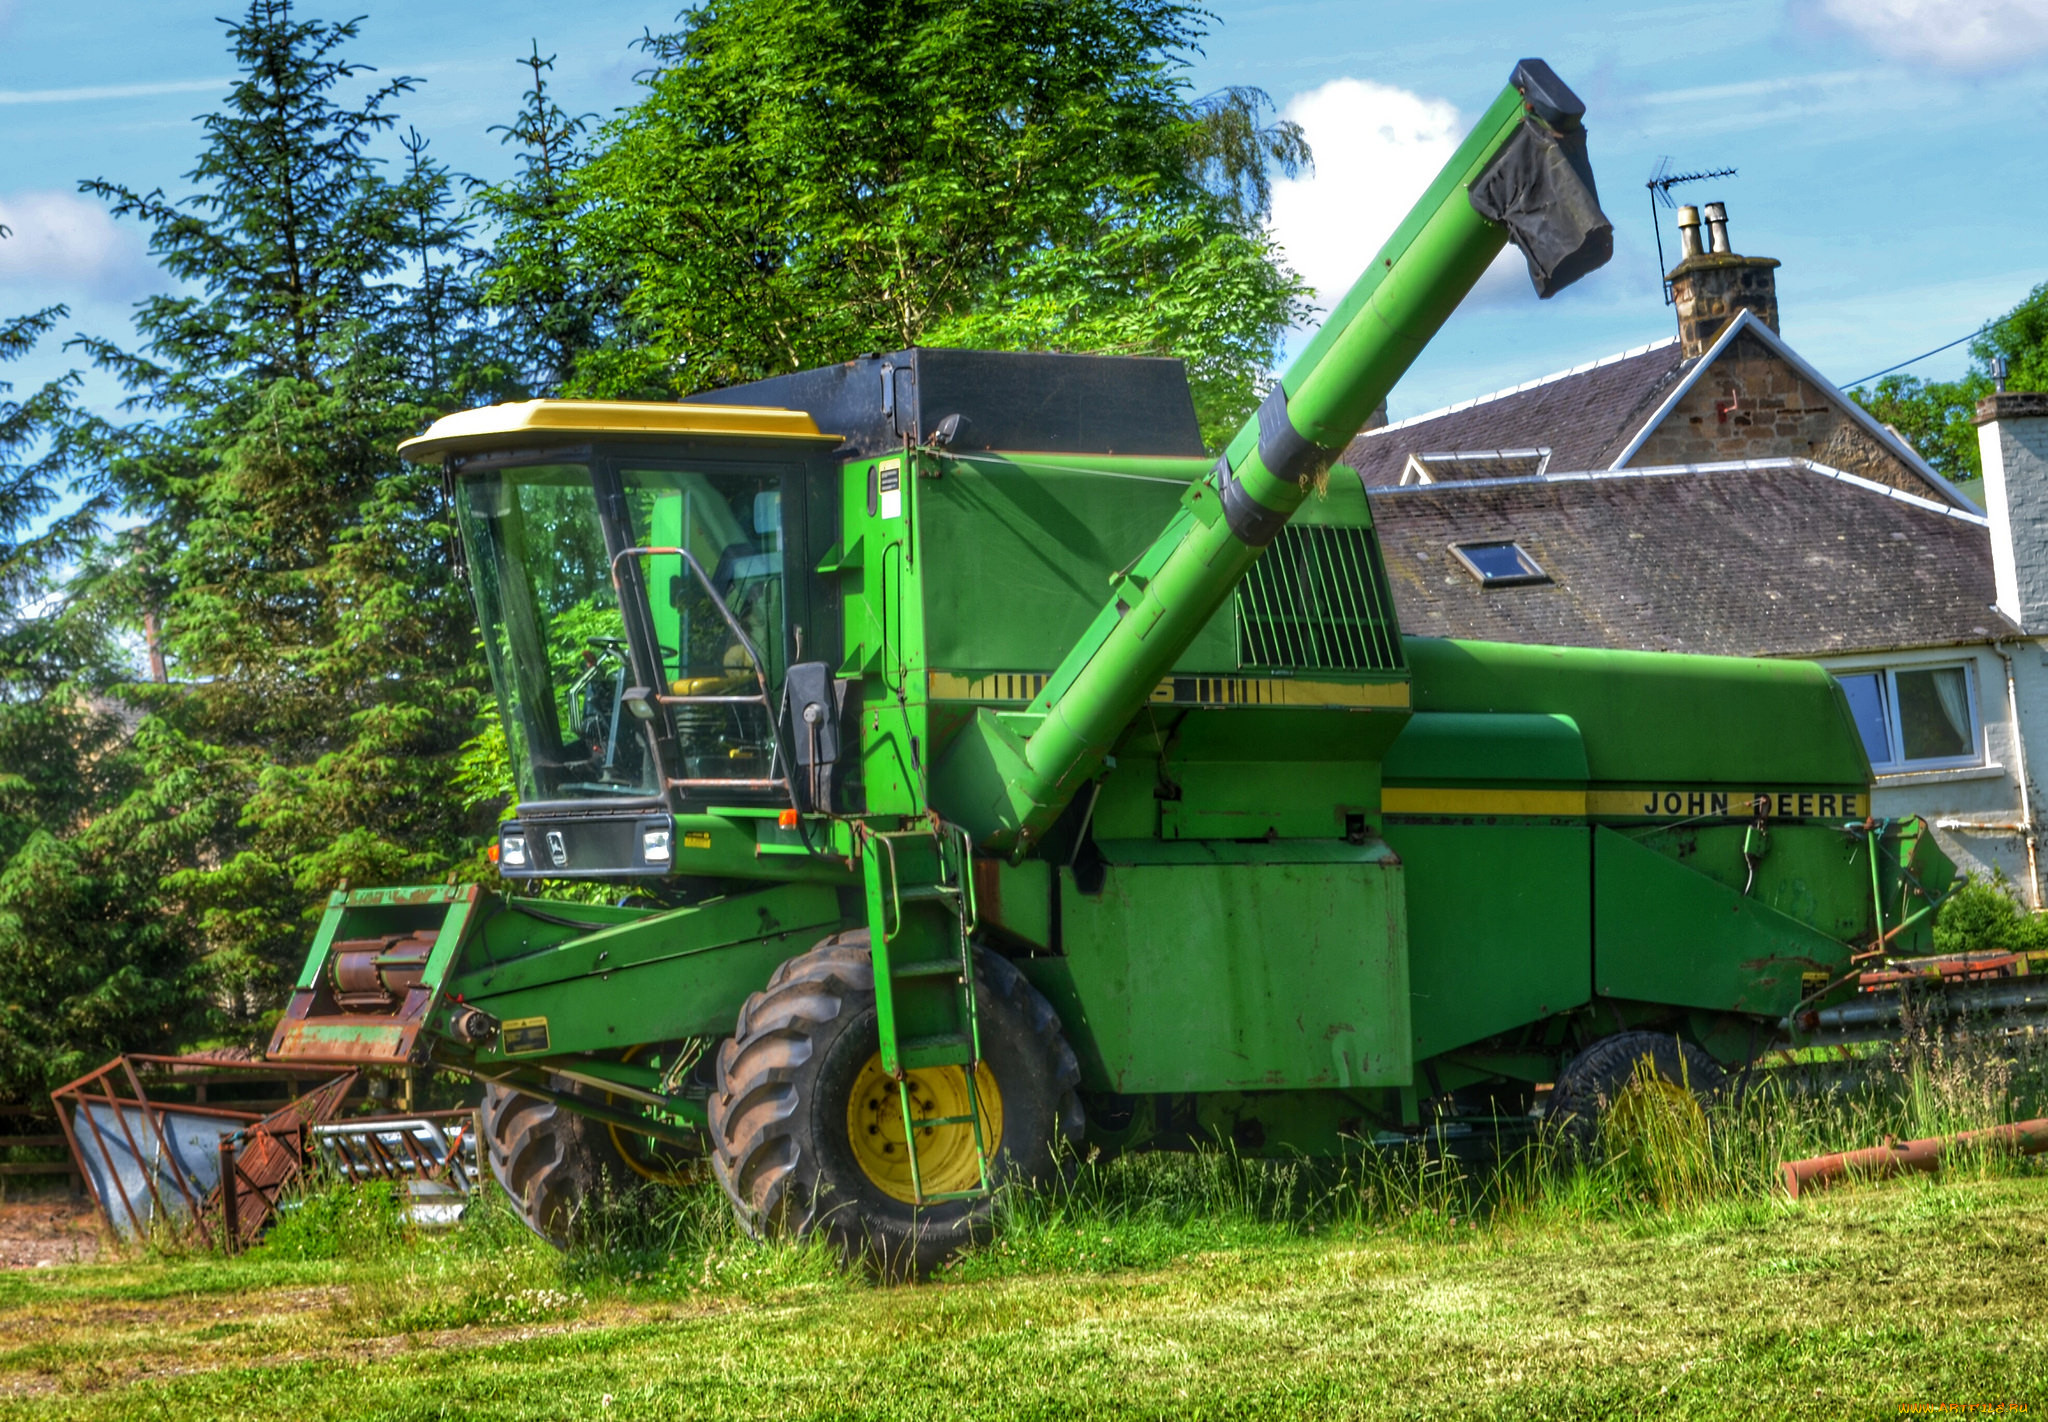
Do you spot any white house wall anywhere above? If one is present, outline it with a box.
[1821,642,2047,906]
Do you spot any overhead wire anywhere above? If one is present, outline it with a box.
[1844,302,2041,388]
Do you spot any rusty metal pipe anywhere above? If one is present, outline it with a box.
[1780,1116,2048,1199]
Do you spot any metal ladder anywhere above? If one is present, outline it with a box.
[860,822,993,1204]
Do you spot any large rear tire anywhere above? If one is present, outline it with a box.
[1545,1030,1726,1146]
[480,1078,635,1246]
[710,931,1083,1277]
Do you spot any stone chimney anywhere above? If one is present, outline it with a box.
[1666,202,1781,358]
[1979,390,2048,633]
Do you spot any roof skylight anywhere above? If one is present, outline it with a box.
[1451,541,1549,587]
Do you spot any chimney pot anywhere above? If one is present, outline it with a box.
[1664,201,1779,357]
[1676,205,1704,259]
[1703,201,1731,254]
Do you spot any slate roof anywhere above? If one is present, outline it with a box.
[1368,460,2001,658]
[1342,340,1691,488]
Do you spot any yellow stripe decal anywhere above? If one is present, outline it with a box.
[1587,788,1867,820]
[1382,788,1587,817]
[928,670,1409,708]
[1383,786,1871,821]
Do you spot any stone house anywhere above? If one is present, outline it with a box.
[1347,203,2048,903]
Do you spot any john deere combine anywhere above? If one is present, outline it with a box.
[269,61,1950,1270]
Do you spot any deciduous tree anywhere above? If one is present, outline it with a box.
[540,0,1310,442]
[1852,282,2048,486]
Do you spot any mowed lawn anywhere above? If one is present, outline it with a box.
[0,1174,2042,1421]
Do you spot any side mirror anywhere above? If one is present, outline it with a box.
[784,661,845,812]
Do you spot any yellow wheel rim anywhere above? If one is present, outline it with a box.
[607,1045,707,1186]
[846,1053,1001,1204]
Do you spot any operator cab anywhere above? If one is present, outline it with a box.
[401,401,844,877]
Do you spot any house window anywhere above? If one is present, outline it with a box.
[1833,665,1980,772]
[1450,540,1549,587]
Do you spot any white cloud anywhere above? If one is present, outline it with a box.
[0,77,227,105]
[0,190,153,301]
[1266,77,1523,321]
[1809,0,2048,72]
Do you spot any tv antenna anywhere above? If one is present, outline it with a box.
[1646,157,1738,303]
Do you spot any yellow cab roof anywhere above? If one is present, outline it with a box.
[397,399,839,462]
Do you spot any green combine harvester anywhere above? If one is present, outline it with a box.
[269,61,1951,1271]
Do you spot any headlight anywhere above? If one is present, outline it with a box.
[500,834,529,868]
[642,828,672,864]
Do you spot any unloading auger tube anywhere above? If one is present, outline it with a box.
[930,58,1613,854]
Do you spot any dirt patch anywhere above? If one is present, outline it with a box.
[0,1195,105,1269]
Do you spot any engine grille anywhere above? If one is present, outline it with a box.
[1235,524,1404,673]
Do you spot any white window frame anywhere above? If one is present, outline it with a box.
[1400,447,1553,485]
[1832,662,1983,774]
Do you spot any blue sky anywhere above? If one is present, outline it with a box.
[2,0,2045,429]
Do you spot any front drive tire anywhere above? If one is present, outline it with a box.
[480,1077,635,1246]
[709,932,1083,1276]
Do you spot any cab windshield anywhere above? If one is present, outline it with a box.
[456,452,792,805]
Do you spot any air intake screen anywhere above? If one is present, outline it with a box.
[1235,524,1404,673]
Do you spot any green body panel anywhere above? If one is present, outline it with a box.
[1399,824,1592,1058]
[978,857,1052,951]
[1626,822,1877,938]
[1404,637,1872,786]
[454,883,844,1063]
[1163,758,1379,841]
[1048,838,1410,1093]
[1592,827,1854,1017]
[919,455,1231,674]
[1384,712,1589,786]
[837,453,930,817]
[1151,707,1405,841]
[671,810,854,884]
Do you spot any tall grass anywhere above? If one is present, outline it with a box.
[174,1016,2048,1303]
[960,1015,2048,1278]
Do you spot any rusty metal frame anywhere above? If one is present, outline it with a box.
[51,1054,357,1246]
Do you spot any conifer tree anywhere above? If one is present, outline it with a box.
[75,0,486,1018]
[0,285,93,883]
[469,45,627,396]
[0,249,210,1101]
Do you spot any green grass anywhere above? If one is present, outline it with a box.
[1,1168,2045,1419]
[4,1027,2046,1420]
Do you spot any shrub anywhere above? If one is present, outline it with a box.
[1933,872,2048,956]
